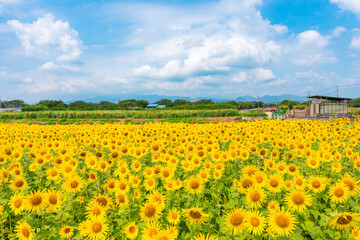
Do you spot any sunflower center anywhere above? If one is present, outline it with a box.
[93,208,101,216]
[70,181,79,188]
[189,210,202,219]
[92,222,102,233]
[337,215,353,225]
[30,195,42,206]
[111,152,118,158]
[149,229,157,236]
[289,166,296,172]
[250,217,260,227]
[15,180,24,187]
[312,180,321,188]
[119,183,126,190]
[14,199,22,208]
[49,195,58,205]
[22,228,30,237]
[51,170,57,176]
[296,179,303,186]
[129,226,136,233]
[118,194,125,203]
[242,179,252,188]
[291,193,305,205]
[96,197,108,207]
[250,191,261,202]
[108,181,115,189]
[275,214,289,228]
[64,228,71,233]
[145,205,156,217]
[230,213,243,226]
[310,160,316,165]
[270,179,279,187]
[189,180,200,189]
[163,170,170,178]
[334,188,344,197]
[343,180,354,191]
[172,213,178,219]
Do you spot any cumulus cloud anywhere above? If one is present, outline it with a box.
[292,30,336,66]
[330,0,360,16]
[230,68,276,83]
[7,13,82,61]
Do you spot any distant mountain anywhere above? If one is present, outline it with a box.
[66,94,307,104]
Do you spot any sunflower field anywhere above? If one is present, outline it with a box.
[0,118,360,240]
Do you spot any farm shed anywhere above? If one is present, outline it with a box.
[307,95,352,120]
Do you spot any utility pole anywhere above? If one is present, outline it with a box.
[257,96,259,109]
[275,96,277,106]
[308,91,310,97]
[0,96,1,109]
[336,85,339,97]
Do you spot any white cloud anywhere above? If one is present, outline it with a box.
[231,72,247,83]
[292,30,336,66]
[350,36,360,49]
[249,68,276,81]
[332,26,346,37]
[330,0,360,16]
[39,61,79,72]
[7,13,82,61]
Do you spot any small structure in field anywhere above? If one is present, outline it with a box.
[307,95,352,119]
[147,104,166,109]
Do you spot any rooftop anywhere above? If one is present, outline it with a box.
[306,95,352,101]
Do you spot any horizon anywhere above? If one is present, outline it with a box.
[1,0,360,102]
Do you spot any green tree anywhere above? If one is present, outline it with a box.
[135,100,149,108]
[194,99,214,105]
[155,99,174,107]
[37,100,65,108]
[173,99,190,106]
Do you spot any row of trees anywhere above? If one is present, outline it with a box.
[0,98,315,111]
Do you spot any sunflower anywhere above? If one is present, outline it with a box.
[25,190,46,213]
[85,201,106,220]
[104,178,118,192]
[142,221,162,240]
[62,174,85,193]
[329,212,359,230]
[185,176,204,195]
[329,182,350,204]
[153,229,176,240]
[224,208,248,235]
[9,193,25,215]
[167,208,181,225]
[341,174,359,196]
[192,233,218,240]
[267,200,280,212]
[287,164,298,175]
[266,174,283,193]
[308,176,328,193]
[84,216,109,240]
[236,176,254,193]
[92,194,112,211]
[15,220,33,240]
[245,210,267,235]
[245,186,267,209]
[146,190,166,209]
[292,175,307,190]
[47,167,60,181]
[183,208,209,224]
[268,208,297,237]
[45,189,63,211]
[115,192,128,208]
[59,226,74,239]
[285,189,312,213]
[140,201,162,222]
[124,222,139,239]
[144,177,156,191]
[10,176,28,192]
[351,226,360,240]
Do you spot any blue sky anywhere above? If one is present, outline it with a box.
[0,0,360,102]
